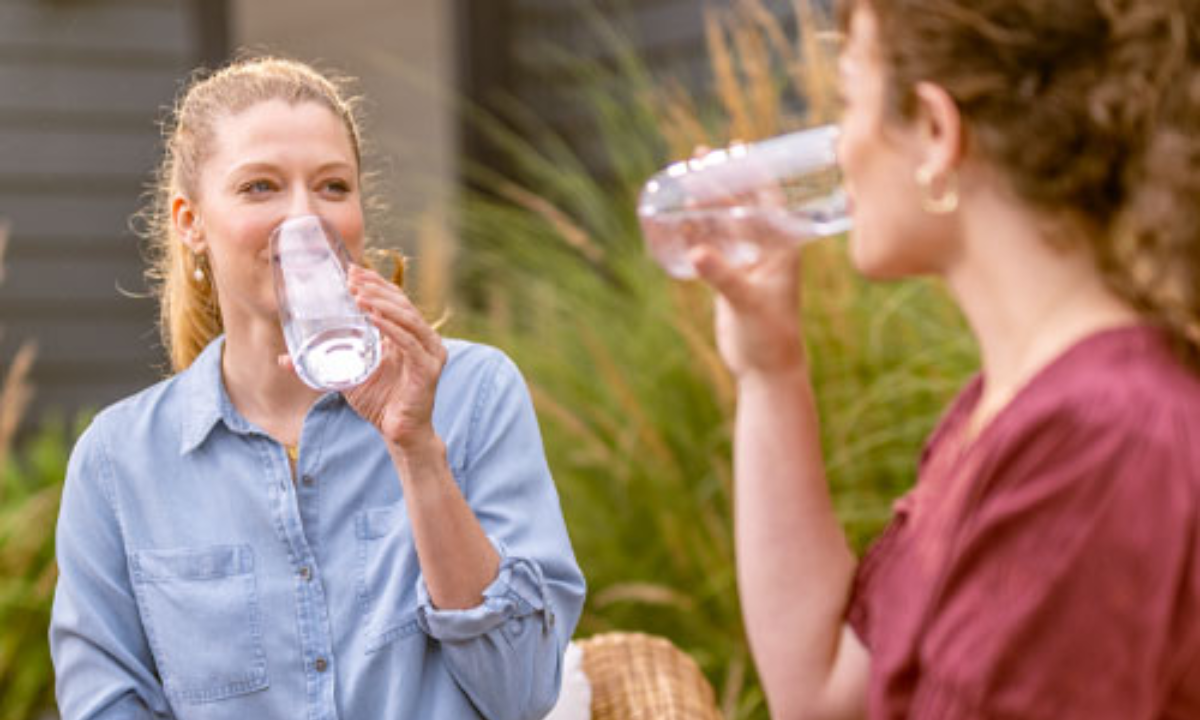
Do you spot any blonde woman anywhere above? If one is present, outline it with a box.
[50,57,584,720]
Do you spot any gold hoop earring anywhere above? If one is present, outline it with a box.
[915,165,959,215]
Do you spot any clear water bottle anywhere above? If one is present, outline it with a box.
[270,215,381,391]
[638,124,851,279]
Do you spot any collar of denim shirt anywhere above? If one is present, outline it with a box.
[177,335,355,456]
[178,336,249,455]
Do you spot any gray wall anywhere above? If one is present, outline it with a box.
[0,0,217,425]
[231,0,459,251]
[0,0,795,427]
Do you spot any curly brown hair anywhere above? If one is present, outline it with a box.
[839,0,1200,368]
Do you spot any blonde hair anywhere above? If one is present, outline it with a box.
[140,56,367,372]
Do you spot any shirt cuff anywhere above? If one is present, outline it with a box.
[415,536,553,642]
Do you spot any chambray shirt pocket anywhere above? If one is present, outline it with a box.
[129,544,269,705]
[356,502,423,654]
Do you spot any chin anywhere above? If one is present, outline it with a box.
[849,230,903,280]
[848,225,944,281]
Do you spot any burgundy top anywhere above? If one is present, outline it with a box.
[847,326,1200,719]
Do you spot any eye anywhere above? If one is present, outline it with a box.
[321,178,354,196]
[238,179,277,195]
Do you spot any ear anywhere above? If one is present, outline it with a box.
[911,81,964,179]
[171,194,205,253]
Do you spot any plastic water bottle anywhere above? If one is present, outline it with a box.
[638,124,851,279]
[270,215,381,391]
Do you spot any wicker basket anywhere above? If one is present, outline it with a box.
[576,632,723,720]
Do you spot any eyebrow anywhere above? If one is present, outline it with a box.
[227,160,357,178]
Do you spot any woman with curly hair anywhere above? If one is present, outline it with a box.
[692,0,1200,717]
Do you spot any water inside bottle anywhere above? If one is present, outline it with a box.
[640,189,852,279]
[288,316,381,391]
[637,124,851,279]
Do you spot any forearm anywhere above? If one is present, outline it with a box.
[388,432,501,610]
[387,381,583,720]
[735,366,857,716]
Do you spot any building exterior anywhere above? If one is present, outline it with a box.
[0,0,225,424]
[0,0,792,426]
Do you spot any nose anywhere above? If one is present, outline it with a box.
[287,185,318,218]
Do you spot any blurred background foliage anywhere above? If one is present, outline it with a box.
[1,220,69,720]
[0,1,977,718]
[434,0,977,716]
[0,421,70,720]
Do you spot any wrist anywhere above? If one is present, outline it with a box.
[724,328,808,383]
[387,428,447,473]
[738,362,813,394]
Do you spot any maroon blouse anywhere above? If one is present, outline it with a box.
[847,326,1200,719]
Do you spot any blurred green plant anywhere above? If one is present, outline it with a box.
[0,219,63,720]
[0,219,35,477]
[0,420,71,720]
[438,1,978,717]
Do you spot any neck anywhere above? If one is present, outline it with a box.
[943,193,1140,433]
[220,318,321,445]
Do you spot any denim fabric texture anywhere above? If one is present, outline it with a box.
[50,337,586,720]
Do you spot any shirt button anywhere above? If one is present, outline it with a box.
[298,566,311,581]
[314,657,328,673]
[302,475,315,487]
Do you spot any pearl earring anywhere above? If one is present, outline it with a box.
[192,253,206,284]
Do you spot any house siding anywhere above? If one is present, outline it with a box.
[0,0,222,424]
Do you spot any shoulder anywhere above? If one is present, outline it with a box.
[910,329,1200,712]
[987,327,1200,464]
[64,371,193,517]
[442,338,516,379]
[965,327,1200,539]
[1056,325,1200,420]
[431,340,549,478]
[433,339,535,459]
[78,372,190,457]
[438,339,528,402]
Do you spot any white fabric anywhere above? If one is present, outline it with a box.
[542,642,592,720]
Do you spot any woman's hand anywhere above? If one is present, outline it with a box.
[690,243,808,380]
[342,264,447,450]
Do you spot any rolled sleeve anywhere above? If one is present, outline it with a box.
[421,348,586,720]
[416,536,554,642]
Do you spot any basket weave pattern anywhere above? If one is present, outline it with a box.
[577,632,723,720]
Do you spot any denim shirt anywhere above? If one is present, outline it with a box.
[50,337,586,720]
